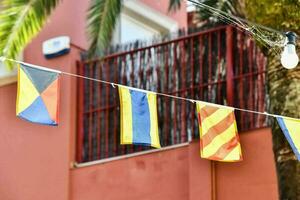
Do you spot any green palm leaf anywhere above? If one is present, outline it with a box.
[87,0,122,57]
[0,0,60,69]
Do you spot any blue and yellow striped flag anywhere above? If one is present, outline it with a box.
[276,117,300,160]
[196,102,242,162]
[118,86,161,148]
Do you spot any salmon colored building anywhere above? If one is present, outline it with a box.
[0,0,278,200]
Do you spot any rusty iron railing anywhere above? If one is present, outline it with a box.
[76,26,268,163]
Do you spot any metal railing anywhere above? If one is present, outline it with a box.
[76,26,268,163]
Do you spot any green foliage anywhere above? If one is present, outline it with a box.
[192,0,245,25]
[245,0,300,34]
[87,0,122,57]
[0,0,60,68]
[197,0,242,20]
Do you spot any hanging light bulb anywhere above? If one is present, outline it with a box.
[281,32,299,69]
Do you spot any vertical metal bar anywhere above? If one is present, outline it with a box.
[155,48,160,90]
[258,53,265,126]
[239,31,245,130]
[130,53,135,86]
[105,59,110,158]
[76,61,84,163]
[217,31,222,104]
[181,40,187,143]
[164,45,170,145]
[138,50,143,89]
[208,33,212,101]
[146,49,152,86]
[190,37,195,142]
[173,42,178,144]
[97,62,102,159]
[261,56,267,126]
[249,39,254,128]
[88,63,94,161]
[197,35,203,140]
[113,57,118,156]
[256,52,261,126]
[226,26,234,106]
[199,35,203,99]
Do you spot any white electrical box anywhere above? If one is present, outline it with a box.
[42,36,70,59]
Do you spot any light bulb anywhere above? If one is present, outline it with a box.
[281,44,299,69]
[281,32,299,69]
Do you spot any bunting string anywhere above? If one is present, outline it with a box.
[1,56,299,122]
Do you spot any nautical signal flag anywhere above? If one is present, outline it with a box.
[196,102,242,162]
[118,86,161,148]
[276,117,300,160]
[16,63,61,126]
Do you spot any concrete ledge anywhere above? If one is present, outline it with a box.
[0,75,17,87]
[74,142,189,168]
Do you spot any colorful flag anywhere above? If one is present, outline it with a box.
[196,102,242,162]
[276,117,300,160]
[118,86,160,148]
[16,63,61,126]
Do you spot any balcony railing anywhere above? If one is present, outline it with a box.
[76,26,268,163]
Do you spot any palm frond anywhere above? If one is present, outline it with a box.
[168,0,182,12]
[0,0,60,69]
[87,0,122,57]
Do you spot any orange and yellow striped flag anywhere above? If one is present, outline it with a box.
[196,102,242,162]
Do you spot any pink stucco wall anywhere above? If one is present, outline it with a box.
[141,0,188,29]
[217,128,278,200]
[188,141,212,200]
[70,146,190,200]
[70,128,278,200]
[0,50,78,200]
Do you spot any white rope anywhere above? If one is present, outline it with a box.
[2,57,62,73]
[1,56,299,121]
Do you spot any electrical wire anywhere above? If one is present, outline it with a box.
[187,0,283,35]
[187,0,286,55]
